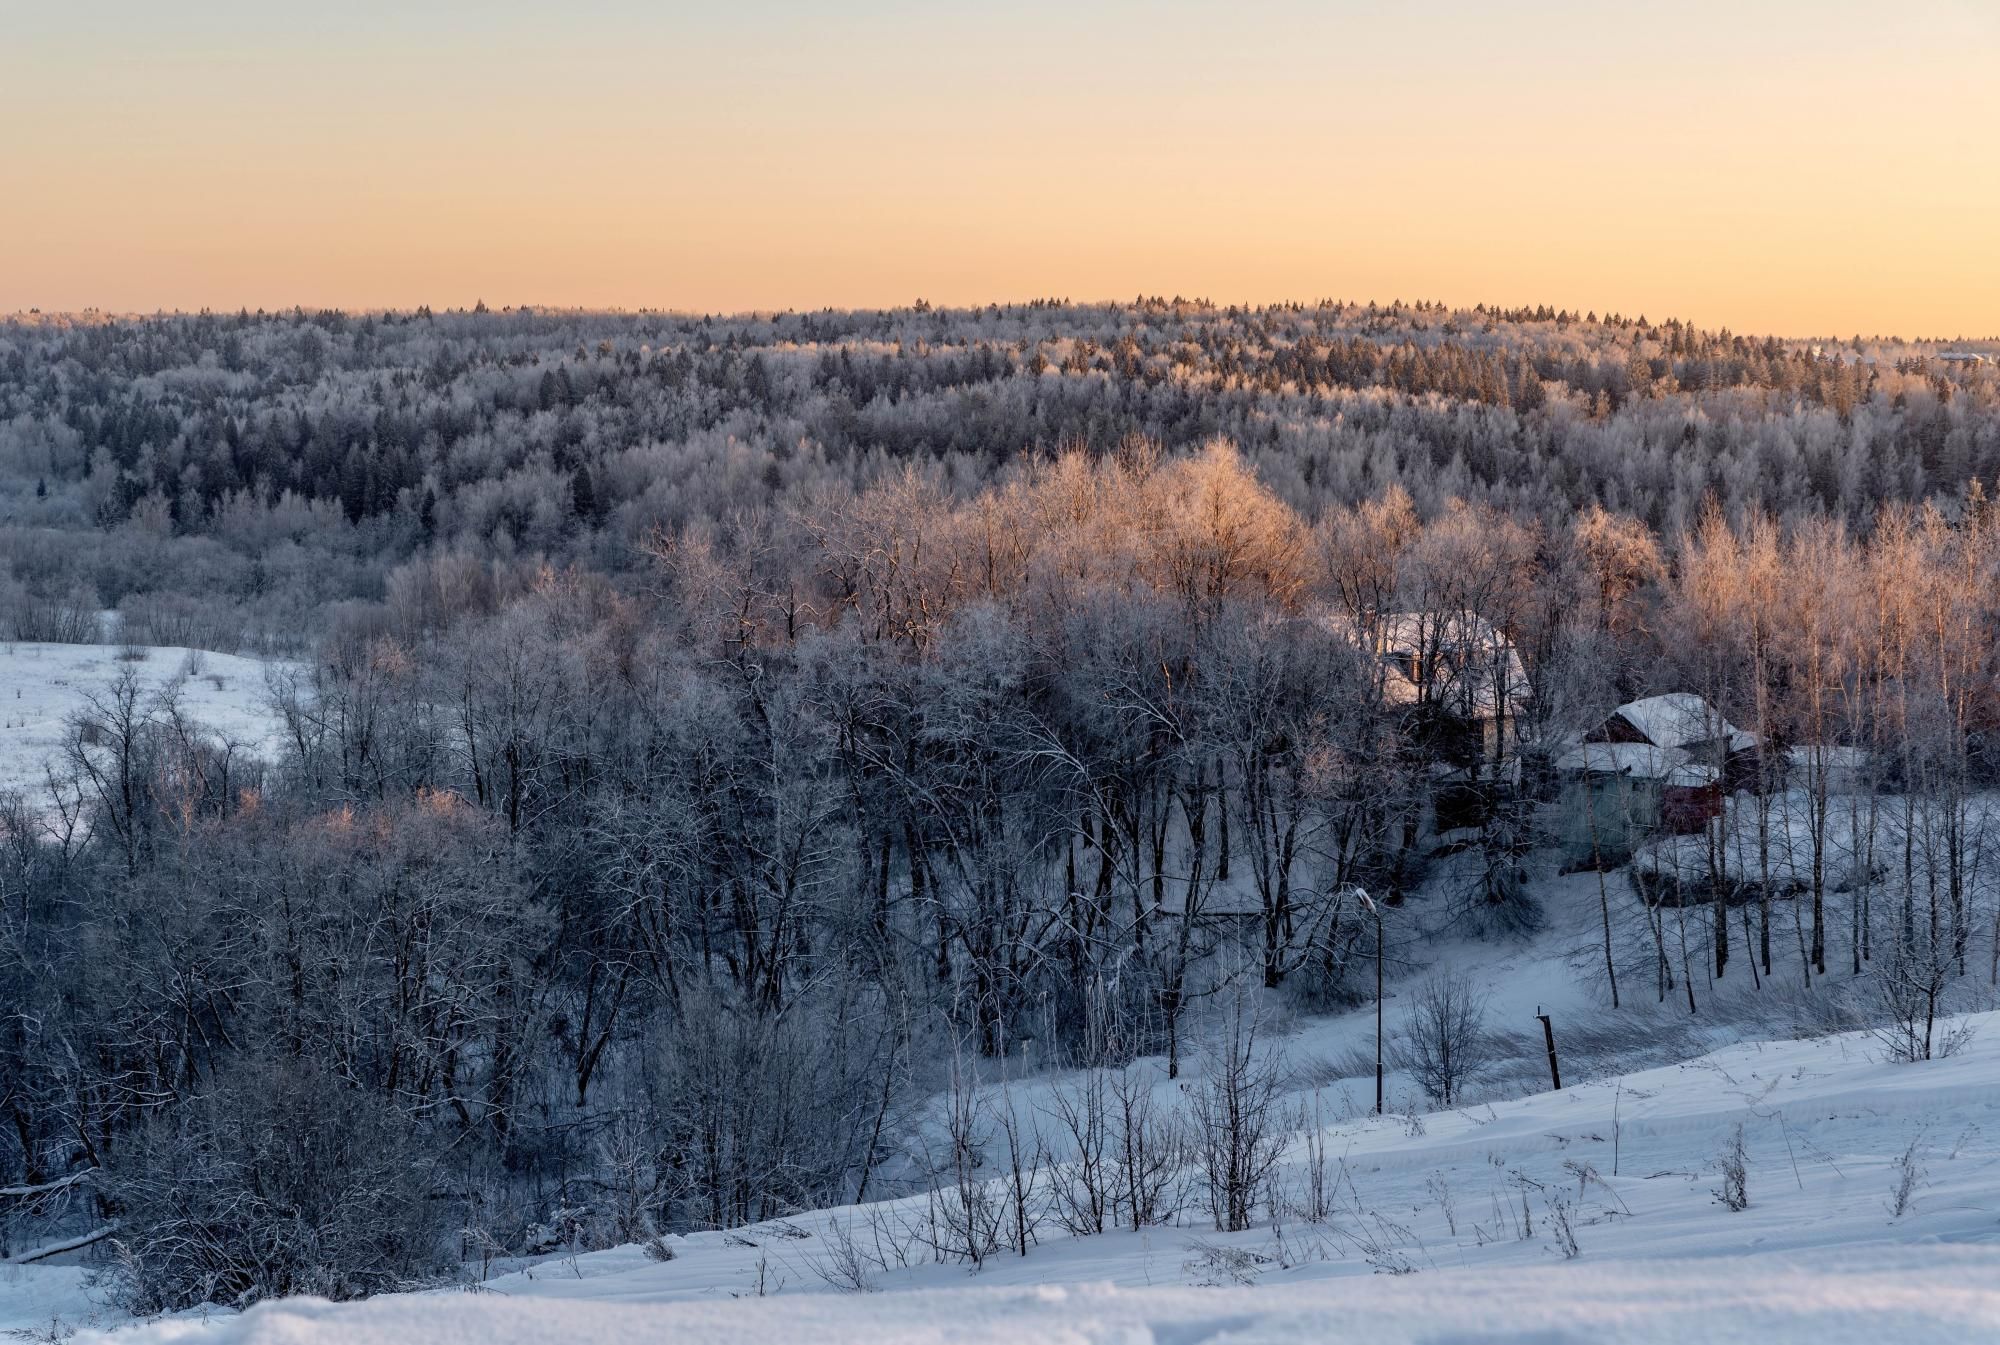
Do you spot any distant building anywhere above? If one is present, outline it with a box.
[1554,694,1758,867]
[1581,693,1757,760]
[1361,610,1530,773]
[1937,352,1990,366]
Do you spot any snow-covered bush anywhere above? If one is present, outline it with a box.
[102,1057,452,1313]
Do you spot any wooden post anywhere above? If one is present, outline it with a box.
[1536,1008,1562,1091]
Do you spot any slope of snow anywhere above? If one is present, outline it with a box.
[0,642,291,803]
[64,1011,2000,1344]
[7,744,1994,1342]
[79,1251,2000,1345]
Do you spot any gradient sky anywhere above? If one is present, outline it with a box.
[4,0,1996,336]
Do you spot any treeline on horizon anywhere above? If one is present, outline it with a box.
[0,298,1995,652]
[2,300,2000,1311]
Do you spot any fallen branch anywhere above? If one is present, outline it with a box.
[0,1170,95,1200]
[4,1221,119,1265]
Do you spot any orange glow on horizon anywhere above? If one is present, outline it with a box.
[4,1,1996,338]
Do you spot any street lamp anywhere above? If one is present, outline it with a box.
[1353,886,1384,1116]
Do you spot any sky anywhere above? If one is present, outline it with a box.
[3,0,1996,337]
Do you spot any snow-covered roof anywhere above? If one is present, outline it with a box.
[1556,741,1718,785]
[1609,693,1754,752]
[1786,744,1868,771]
[1368,611,1529,718]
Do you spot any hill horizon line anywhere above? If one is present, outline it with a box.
[7,297,1999,349]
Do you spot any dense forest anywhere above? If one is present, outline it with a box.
[3,301,1999,1310]
[0,299,1995,652]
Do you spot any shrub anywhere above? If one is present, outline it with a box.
[103,1058,451,1312]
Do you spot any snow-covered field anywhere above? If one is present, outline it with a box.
[19,1009,1995,1343]
[0,642,290,805]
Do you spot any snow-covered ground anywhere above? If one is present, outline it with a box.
[6,754,1994,1342]
[0,1263,97,1341]
[0,642,291,805]
[25,1010,1998,1343]
[65,1249,2000,1345]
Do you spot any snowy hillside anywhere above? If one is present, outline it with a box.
[48,1012,2000,1344]
[0,642,291,805]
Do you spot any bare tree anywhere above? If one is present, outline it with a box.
[1188,995,1285,1233]
[1394,972,1494,1107]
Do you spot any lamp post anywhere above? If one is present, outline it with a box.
[1355,886,1384,1115]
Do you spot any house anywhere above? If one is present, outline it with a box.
[1300,606,1530,773]
[1369,611,1530,769]
[1554,693,1756,867]
[1582,692,1760,787]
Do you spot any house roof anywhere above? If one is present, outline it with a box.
[1369,611,1530,718]
[1611,693,1755,752]
[1556,741,1718,785]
